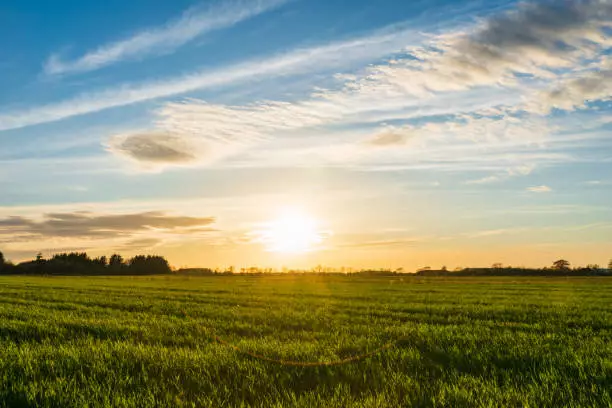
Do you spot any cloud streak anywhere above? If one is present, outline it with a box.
[0,211,216,240]
[527,185,552,193]
[0,25,426,132]
[102,0,612,169]
[44,0,288,76]
[11,0,609,133]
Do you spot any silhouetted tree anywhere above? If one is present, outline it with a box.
[128,255,171,275]
[553,259,570,270]
[0,250,9,274]
[93,256,108,267]
[175,267,215,276]
[44,252,102,275]
[108,254,125,271]
[609,259,612,271]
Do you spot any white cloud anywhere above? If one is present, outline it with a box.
[532,58,612,113]
[465,163,536,184]
[4,0,611,188]
[7,0,610,134]
[100,0,612,169]
[0,26,426,132]
[465,175,502,185]
[44,0,288,75]
[106,96,554,169]
[464,227,527,238]
[527,185,552,193]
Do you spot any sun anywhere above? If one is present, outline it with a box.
[260,209,323,253]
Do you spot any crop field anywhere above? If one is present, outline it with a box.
[0,275,610,407]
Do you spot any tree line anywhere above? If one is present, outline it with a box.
[1,251,610,277]
[0,251,172,275]
[415,259,612,277]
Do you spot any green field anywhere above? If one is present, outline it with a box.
[0,275,610,407]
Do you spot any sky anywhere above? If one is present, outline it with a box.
[1,0,611,270]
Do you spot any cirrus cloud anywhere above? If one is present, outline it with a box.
[527,185,552,193]
[45,0,289,76]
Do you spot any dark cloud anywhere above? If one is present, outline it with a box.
[431,0,612,87]
[109,132,198,163]
[0,211,215,239]
[470,1,605,51]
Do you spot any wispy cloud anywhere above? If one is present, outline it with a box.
[4,0,611,188]
[10,0,610,134]
[465,175,503,185]
[101,0,612,171]
[0,26,426,132]
[108,94,554,170]
[465,164,535,185]
[463,227,528,238]
[527,185,552,193]
[335,238,419,248]
[532,57,612,113]
[44,0,288,76]
[399,0,612,94]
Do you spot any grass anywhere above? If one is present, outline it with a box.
[0,274,610,407]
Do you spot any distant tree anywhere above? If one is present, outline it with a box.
[441,266,447,271]
[0,251,4,266]
[42,252,103,275]
[492,263,503,269]
[553,259,570,271]
[36,252,44,263]
[128,255,171,275]
[93,256,108,267]
[52,252,90,263]
[175,267,214,276]
[418,266,431,272]
[109,254,124,268]
[609,259,612,271]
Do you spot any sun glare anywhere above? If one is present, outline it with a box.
[260,209,323,253]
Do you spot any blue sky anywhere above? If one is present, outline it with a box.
[1,0,611,269]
